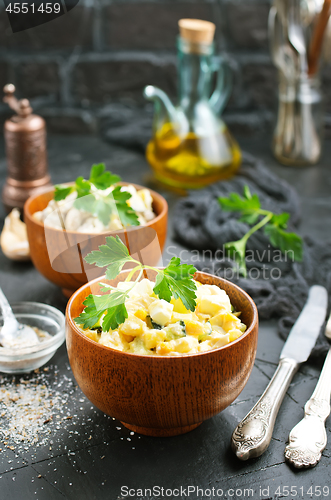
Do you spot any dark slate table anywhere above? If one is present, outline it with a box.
[0,135,330,500]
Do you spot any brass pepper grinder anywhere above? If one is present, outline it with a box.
[2,84,52,212]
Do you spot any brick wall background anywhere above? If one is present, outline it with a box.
[0,0,291,140]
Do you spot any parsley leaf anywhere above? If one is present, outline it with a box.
[219,187,260,213]
[153,257,197,311]
[75,177,91,198]
[89,163,121,190]
[54,185,74,201]
[52,163,142,227]
[93,198,114,226]
[264,224,303,261]
[73,194,114,226]
[239,212,260,225]
[75,237,199,332]
[102,303,128,331]
[112,186,140,227]
[74,194,97,214]
[270,212,289,228]
[218,186,303,276]
[84,235,132,280]
[74,289,129,331]
[224,239,247,277]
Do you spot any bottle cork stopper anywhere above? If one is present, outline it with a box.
[178,19,216,45]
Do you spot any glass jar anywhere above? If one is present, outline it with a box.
[272,73,323,166]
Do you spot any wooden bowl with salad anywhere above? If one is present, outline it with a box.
[24,164,168,298]
[65,236,258,437]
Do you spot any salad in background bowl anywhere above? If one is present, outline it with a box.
[24,164,168,298]
[33,163,156,233]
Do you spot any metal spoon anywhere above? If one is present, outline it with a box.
[0,288,39,349]
[288,0,308,74]
[284,311,331,468]
[269,5,296,78]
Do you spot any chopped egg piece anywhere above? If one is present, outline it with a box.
[148,299,174,326]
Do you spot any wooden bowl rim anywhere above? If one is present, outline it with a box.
[66,270,258,360]
[24,181,168,236]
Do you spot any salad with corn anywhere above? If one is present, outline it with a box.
[80,278,246,355]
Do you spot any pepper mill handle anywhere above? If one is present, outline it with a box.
[3,84,19,113]
[3,84,32,117]
[3,83,16,96]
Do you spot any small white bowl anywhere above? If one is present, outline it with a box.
[0,302,65,374]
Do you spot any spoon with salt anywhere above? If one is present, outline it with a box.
[0,287,39,349]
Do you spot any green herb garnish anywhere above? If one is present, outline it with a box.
[218,185,303,277]
[54,163,139,227]
[74,236,197,332]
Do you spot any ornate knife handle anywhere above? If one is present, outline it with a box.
[231,358,299,460]
[285,347,331,468]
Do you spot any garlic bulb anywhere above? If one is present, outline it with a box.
[0,209,30,261]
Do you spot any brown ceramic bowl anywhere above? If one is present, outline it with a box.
[66,270,259,437]
[24,183,168,298]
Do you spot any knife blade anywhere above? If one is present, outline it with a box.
[281,285,328,362]
[231,285,328,461]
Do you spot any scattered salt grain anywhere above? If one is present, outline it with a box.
[0,366,76,452]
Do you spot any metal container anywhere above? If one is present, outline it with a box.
[268,0,329,166]
[2,84,52,212]
[272,73,323,165]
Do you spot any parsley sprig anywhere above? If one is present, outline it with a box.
[54,163,140,227]
[74,236,197,331]
[219,186,303,277]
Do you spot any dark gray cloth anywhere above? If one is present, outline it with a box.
[173,152,331,358]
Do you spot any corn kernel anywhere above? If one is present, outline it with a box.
[121,333,135,343]
[84,331,100,343]
[170,297,190,314]
[119,317,144,336]
[156,342,173,355]
[134,309,147,321]
[210,312,241,333]
[184,319,202,336]
[228,329,243,342]
[142,330,166,349]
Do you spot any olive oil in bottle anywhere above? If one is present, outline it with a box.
[144,19,242,189]
[146,121,241,189]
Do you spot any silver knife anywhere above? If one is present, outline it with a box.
[231,285,328,461]
[284,311,331,468]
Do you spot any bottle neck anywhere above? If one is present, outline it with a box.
[177,37,214,111]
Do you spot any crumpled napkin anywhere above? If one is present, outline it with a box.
[173,152,331,358]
